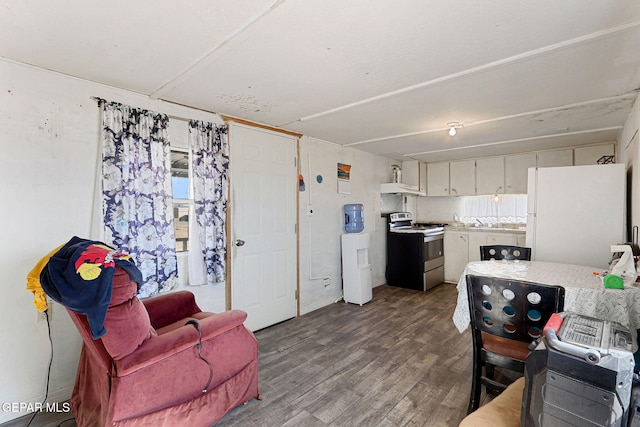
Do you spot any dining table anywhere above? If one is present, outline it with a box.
[452,260,640,351]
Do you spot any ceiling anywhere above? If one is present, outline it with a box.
[2,0,640,162]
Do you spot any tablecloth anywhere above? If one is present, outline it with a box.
[453,260,640,350]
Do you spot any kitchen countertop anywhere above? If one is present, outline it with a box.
[445,224,526,234]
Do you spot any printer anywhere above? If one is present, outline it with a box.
[522,312,635,427]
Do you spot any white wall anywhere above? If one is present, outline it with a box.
[0,58,393,423]
[620,94,640,236]
[415,196,464,223]
[0,59,216,423]
[298,137,394,314]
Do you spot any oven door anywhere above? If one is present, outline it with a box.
[424,234,444,271]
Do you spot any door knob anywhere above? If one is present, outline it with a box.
[235,239,245,247]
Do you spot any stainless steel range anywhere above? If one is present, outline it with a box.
[385,212,445,291]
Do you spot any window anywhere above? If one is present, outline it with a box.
[171,150,191,252]
[459,194,527,225]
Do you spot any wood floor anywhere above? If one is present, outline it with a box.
[6,283,490,427]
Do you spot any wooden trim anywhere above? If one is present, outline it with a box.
[221,115,303,139]
[224,124,300,317]
[225,126,233,311]
[296,138,301,317]
[225,204,232,311]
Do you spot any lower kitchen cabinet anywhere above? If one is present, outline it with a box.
[444,229,526,282]
[444,231,469,282]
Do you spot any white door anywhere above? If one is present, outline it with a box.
[229,124,298,331]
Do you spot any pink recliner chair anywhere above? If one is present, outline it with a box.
[66,267,260,426]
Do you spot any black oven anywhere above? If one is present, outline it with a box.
[385,213,444,291]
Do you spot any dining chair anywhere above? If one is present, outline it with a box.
[480,245,531,261]
[465,274,564,414]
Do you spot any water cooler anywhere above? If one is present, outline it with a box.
[341,204,372,305]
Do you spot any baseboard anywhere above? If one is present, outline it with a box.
[301,297,338,315]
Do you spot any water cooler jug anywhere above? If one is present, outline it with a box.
[344,203,364,233]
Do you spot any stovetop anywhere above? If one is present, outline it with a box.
[388,213,447,235]
[412,223,447,229]
[390,226,445,235]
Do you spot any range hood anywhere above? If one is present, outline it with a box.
[380,182,424,196]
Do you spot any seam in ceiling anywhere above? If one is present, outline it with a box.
[281,19,640,128]
[149,0,288,100]
[344,93,636,147]
[405,126,622,157]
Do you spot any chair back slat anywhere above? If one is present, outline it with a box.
[480,245,531,261]
[466,274,564,343]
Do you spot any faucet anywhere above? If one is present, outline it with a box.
[475,218,484,227]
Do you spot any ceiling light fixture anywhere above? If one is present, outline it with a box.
[447,122,463,136]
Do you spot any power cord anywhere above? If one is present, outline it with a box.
[26,309,54,427]
[185,320,214,393]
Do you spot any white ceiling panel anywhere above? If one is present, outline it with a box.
[409,130,621,163]
[286,25,640,144]
[0,0,276,93]
[1,0,639,161]
[357,96,633,160]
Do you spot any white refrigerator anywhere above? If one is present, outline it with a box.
[526,163,625,269]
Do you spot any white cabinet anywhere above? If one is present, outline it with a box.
[485,233,520,246]
[574,144,614,165]
[423,143,615,197]
[468,232,485,262]
[444,231,469,282]
[537,149,573,167]
[450,160,476,196]
[468,231,526,262]
[505,153,536,194]
[444,229,526,282]
[402,160,427,195]
[427,161,450,196]
[341,233,372,306]
[476,157,505,195]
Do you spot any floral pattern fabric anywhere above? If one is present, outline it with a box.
[189,120,229,285]
[101,100,178,297]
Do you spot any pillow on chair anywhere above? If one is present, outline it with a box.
[459,377,524,427]
[101,268,155,360]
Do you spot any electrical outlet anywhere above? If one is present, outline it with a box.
[323,278,331,287]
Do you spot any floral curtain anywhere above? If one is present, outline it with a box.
[189,120,229,285]
[101,100,178,297]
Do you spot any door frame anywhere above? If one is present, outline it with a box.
[223,116,302,320]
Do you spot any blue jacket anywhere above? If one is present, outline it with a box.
[40,236,143,339]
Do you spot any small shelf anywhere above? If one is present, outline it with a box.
[380,182,424,195]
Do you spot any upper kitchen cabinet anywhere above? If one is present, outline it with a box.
[422,142,613,197]
[401,160,427,195]
[574,144,615,165]
[380,160,426,195]
[427,161,450,196]
[476,157,505,195]
[450,160,476,196]
[537,149,573,167]
[505,153,537,194]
